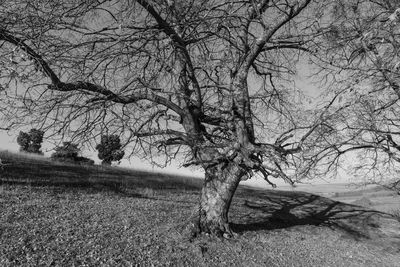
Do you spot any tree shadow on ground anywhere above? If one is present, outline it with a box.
[231,189,400,242]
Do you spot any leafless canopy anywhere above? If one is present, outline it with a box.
[0,0,344,185]
[304,0,400,192]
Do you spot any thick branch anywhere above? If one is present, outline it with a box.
[135,0,203,108]
[135,0,185,46]
[245,0,312,70]
[262,43,309,52]
[258,166,277,188]
[0,28,61,86]
[134,129,186,138]
[60,82,186,116]
[0,28,185,116]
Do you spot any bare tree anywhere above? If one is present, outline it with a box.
[0,0,335,236]
[305,0,400,194]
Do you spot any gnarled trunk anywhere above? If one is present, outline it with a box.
[198,162,245,237]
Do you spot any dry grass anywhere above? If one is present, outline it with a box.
[0,150,202,191]
[390,208,400,222]
[1,150,400,266]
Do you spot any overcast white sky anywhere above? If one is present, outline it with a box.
[0,131,16,151]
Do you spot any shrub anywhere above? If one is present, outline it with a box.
[75,156,95,165]
[51,142,95,165]
[51,142,79,161]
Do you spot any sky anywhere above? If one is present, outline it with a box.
[0,60,352,188]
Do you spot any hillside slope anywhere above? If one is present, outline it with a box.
[1,151,400,266]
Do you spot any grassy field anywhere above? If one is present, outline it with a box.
[278,183,400,213]
[1,150,400,266]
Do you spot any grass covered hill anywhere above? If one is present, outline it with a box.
[1,150,400,266]
[0,150,202,191]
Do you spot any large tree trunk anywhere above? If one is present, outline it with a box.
[198,162,246,237]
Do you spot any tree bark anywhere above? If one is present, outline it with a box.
[198,162,246,237]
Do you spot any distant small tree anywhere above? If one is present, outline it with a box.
[96,135,124,165]
[51,141,94,165]
[16,129,44,154]
[27,129,44,154]
[16,131,30,152]
[51,142,80,162]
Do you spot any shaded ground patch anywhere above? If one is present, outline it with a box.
[232,188,400,253]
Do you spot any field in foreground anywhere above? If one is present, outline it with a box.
[1,151,400,266]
